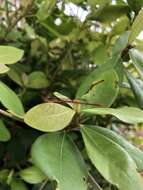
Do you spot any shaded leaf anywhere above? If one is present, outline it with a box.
[31,133,87,190]
[81,106,143,124]
[27,71,49,89]
[0,81,25,117]
[24,103,75,132]
[76,64,119,108]
[0,120,11,142]
[81,125,143,190]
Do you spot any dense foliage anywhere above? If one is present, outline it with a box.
[1,0,143,189]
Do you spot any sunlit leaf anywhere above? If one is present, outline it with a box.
[24,103,75,132]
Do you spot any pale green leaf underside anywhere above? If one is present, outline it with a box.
[24,103,76,132]
[31,133,87,190]
[81,126,143,190]
[82,107,143,124]
[0,46,24,65]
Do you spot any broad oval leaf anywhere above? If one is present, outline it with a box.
[81,107,143,124]
[0,46,24,65]
[31,133,87,190]
[81,125,143,190]
[129,9,143,43]
[76,65,119,108]
[0,120,11,142]
[19,166,46,184]
[24,103,76,132]
[0,81,25,117]
[90,126,143,171]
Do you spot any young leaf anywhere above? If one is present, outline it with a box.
[19,166,46,184]
[0,64,9,74]
[129,9,143,43]
[0,46,24,65]
[126,71,143,109]
[24,103,75,132]
[76,65,119,108]
[81,125,143,190]
[31,133,87,190]
[129,49,143,78]
[81,107,143,124]
[0,81,25,117]
[0,120,11,142]
[89,126,143,171]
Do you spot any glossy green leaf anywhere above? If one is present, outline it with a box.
[0,120,11,142]
[31,133,87,190]
[129,49,143,78]
[76,65,119,108]
[112,16,129,35]
[0,81,25,117]
[89,126,143,171]
[93,5,130,22]
[24,103,75,132]
[81,125,143,190]
[0,46,24,65]
[126,71,143,109]
[19,166,46,184]
[0,64,9,74]
[27,71,49,89]
[82,107,143,124]
[129,9,143,43]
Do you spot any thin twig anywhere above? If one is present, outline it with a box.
[88,172,103,190]
[38,178,49,190]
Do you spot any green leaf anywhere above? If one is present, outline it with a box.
[76,65,119,108]
[112,31,130,57]
[81,106,143,124]
[31,133,87,190]
[0,64,9,74]
[129,9,143,43]
[89,126,143,171]
[0,81,25,117]
[27,71,49,89]
[129,49,143,78]
[93,5,130,22]
[10,178,28,190]
[81,125,143,190]
[126,71,143,109]
[0,169,9,183]
[19,166,46,184]
[0,120,11,142]
[0,46,24,65]
[24,103,75,132]
[127,0,143,14]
